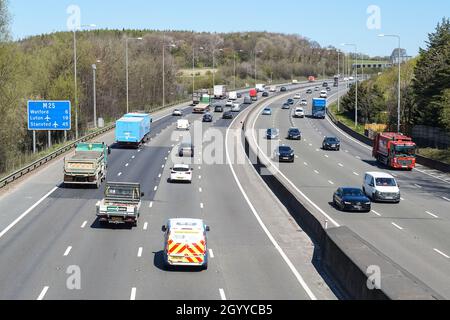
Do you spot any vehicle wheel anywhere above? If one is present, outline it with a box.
[372,194,377,202]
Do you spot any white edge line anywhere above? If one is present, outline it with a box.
[0,187,58,239]
[81,221,88,228]
[37,286,49,300]
[209,249,214,258]
[226,108,318,301]
[433,248,450,259]
[137,247,143,258]
[143,222,148,230]
[426,211,439,218]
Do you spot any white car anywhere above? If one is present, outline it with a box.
[269,86,277,92]
[170,164,193,183]
[294,93,302,99]
[226,100,233,107]
[320,90,328,98]
[363,172,401,203]
[343,77,349,82]
[349,76,354,81]
[300,99,308,106]
[231,103,241,112]
[172,109,183,116]
[177,119,190,130]
[294,107,305,118]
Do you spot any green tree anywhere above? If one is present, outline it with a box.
[412,18,450,128]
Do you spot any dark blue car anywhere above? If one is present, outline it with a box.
[333,188,371,212]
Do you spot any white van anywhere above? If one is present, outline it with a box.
[177,119,190,131]
[229,92,238,100]
[363,172,401,203]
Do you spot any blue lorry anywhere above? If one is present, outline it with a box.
[115,113,152,148]
[312,98,327,119]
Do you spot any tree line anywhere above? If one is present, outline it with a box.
[340,18,450,136]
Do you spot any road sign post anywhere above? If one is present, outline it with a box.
[28,101,71,153]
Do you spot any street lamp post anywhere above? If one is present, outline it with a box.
[342,43,358,128]
[92,63,97,128]
[126,36,143,114]
[379,34,402,133]
[254,50,263,87]
[73,24,96,140]
[192,46,204,94]
[337,49,341,112]
[162,34,176,110]
[234,49,244,90]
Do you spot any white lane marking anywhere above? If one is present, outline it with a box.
[158,173,162,178]
[125,163,129,167]
[309,143,313,147]
[219,289,227,301]
[371,210,382,217]
[443,197,450,202]
[149,202,153,208]
[353,172,360,176]
[132,156,135,159]
[199,175,202,180]
[316,149,320,152]
[227,115,318,301]
[401,197,405,201]
[0,187,58,240]
[199,188,203,193]
[171,144,175,147]
[338,163,344,167]
[198,166,202,170]
[391,222,404,230]
[434,248,450,259]
[143,222,148,231]
[391,173,397,177]
[314,170,319,174]
[414,184,422,189]
[118,172,122,177]
[356,156,361,160]
[63,246,72,257]
[209,249,214,258]
[81,221,87,229]
[328,180,334,185]
[200,203,204,209]
[37,286,49,301]
[138,150,141,153]
[161,165,165,169]
[130,288,137,300]
[165,157,168,161]
[345,150,349,153]
[168,150,171,154]
[324,155,329,158]
[426,211,439,218]
[154,186,158,191]
[137,247,143,258]
[295,155,299,159]
[304,162,308,166]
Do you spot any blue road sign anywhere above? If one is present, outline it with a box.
[28,100,71,131]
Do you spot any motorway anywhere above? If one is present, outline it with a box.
[250,85,450,298]
[0,84,336,300]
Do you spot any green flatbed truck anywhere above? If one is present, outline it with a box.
[64,142,111,188]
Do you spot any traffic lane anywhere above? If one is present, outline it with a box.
[0,134,173,299]
[200,156,313,300]
[0,110,196,299]
[0,103,195,232]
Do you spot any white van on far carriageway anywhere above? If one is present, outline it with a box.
[177,119,190,131]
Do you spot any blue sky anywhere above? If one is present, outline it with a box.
[9,0,449,57]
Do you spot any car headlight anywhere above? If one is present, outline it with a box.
[344,202,351,205]
[365,202,371,205]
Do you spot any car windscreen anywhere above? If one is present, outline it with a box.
[342,189,365,197]
[180,143,192,149]
[106,186,138,199]
[326,138,339,143]
[169,231,204,244]
[279,147,292,153]
[376,178,397,187]
[289,129,300,134]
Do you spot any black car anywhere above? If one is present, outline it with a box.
[287,128,302,140]
[323,137,341,151]
[323,82,328,87]
[326,87,332,92]
[222,111,233,119]
[214,105,224,113]
[275,145,295,163]
[237,93,242,98]
[333,188,371,212]
[203,113,213,122]
[306,89,313,94]
[280,87,287,92]
[262,91,269,97]
[287,99,295,105]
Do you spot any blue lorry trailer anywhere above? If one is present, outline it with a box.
[312,98,327,119]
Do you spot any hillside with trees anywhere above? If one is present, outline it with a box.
[0,1,350,176]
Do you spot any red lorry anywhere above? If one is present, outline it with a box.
[308,76,316,82]
[250,89,258,101]
[372,132,417,170]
